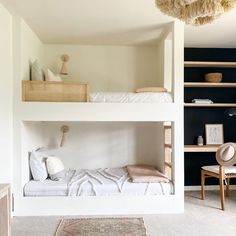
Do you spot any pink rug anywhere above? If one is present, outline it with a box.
[55,217,147,236]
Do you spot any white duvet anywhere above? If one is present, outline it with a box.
[24,167,173,197]
[90,92,172,103]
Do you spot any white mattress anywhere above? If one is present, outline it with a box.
[24,167,173,197]
[90,92,172,103]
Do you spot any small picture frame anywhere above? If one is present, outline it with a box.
[205,124,224,145]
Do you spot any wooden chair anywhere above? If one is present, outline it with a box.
[201,143,236,210]
[201,165,236,210]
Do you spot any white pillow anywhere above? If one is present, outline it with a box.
[29,149,48,181]
[31,60,44,81]
[46,69,62,82]
[46,156,65,181]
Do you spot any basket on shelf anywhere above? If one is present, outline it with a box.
[204,73,222,83]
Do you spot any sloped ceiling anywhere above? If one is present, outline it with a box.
[1,0,236,47]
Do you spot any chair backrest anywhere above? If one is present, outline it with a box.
[216,143,236,167]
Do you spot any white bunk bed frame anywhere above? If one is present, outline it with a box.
[13,21,184,216]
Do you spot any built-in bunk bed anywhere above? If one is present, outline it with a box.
[13,21,184,216]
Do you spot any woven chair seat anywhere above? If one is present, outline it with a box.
[202,165,236,175]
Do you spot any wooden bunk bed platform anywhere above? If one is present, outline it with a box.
[22,80,89,102]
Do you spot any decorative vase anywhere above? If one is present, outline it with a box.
[197,136,204,146]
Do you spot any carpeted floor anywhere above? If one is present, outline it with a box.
[12,191,236,236]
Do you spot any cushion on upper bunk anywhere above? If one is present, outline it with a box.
[30,60,45,81]
[135,87,167,93]
[46,156,65,181]
[29,148,49,181]
[126,164,169,183]
[46,69,62,82]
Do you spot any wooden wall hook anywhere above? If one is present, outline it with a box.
[60,125,69,147]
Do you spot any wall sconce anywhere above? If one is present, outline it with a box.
[60,54,70,75]
[225,108,236,117]
[60,125,70,147]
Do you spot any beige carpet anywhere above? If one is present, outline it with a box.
[12,191,236,236]
[55,218,147,236]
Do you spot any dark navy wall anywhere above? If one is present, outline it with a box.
[184,48,236,186]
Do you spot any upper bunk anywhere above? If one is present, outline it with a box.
[16,20,184,122]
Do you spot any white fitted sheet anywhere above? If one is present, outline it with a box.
[24,167,173,197]
[90,92,172,103]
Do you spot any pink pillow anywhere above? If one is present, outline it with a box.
[135,87,167,93]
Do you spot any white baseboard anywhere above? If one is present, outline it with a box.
[185,185,236,191]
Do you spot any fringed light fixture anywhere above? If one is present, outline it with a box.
[155,0,236,26]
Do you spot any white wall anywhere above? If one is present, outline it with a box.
[156,34,173,92]
[44,45,162,92]
[11,17,46,193]
[164,39,172,92]
[0,3,13,183]
[22,122,164,174]
[156,40,164,88]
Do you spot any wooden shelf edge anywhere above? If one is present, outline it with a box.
[184,145,220,152]
[184,103,236,107]
[184,61,236,68]
[184,82,236,88]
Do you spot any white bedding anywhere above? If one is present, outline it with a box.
[24,167,173,197]
[90,92,172,103]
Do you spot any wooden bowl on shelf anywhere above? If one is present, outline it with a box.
[205,73,222,83]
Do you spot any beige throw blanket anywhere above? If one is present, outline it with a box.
[126,164,169,183]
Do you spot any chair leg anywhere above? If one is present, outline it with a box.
[219,166,225,211]
[226,178,230,197]
[201,170,205,200]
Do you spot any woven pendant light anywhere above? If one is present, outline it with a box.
[155,0,236,26]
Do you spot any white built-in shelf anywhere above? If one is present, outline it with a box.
[184,61,236,68]
[184,82,236,88]
[184,145,220,152]
[184,103,236,107]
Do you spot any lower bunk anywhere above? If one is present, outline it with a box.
[16,121,184,216]
[24,167,173,197]
[17,166,181,216]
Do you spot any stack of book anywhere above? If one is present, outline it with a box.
[192,99,213,104]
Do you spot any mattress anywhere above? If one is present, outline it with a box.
[24,167,173,197]
[90,92,172,103]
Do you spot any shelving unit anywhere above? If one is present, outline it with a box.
[184,54,236,186]
[184,60,236,108]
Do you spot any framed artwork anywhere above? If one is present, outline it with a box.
[205,124,224,145]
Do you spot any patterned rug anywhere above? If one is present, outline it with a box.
[55,217,147,236]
